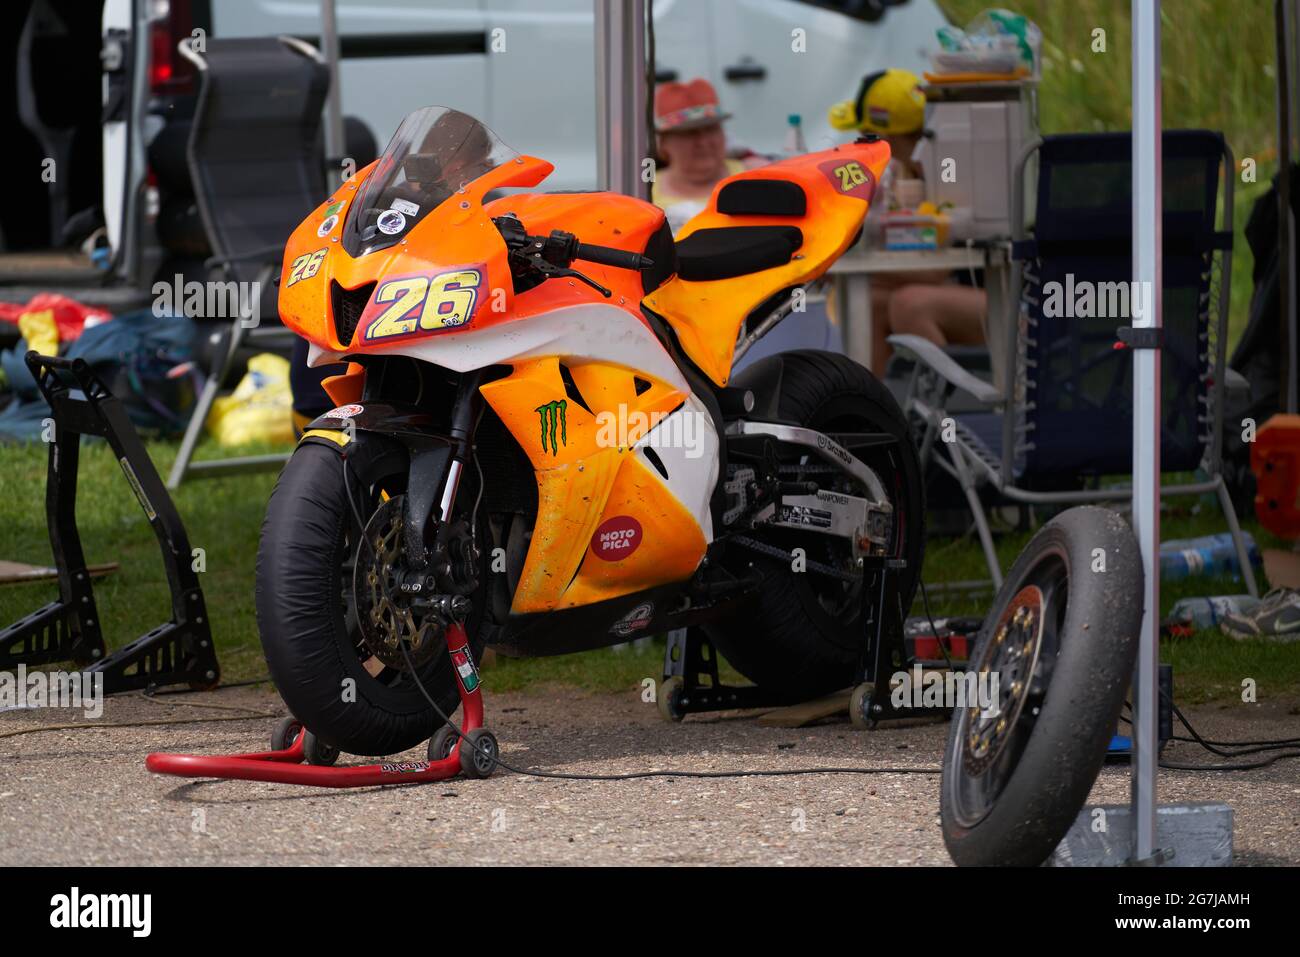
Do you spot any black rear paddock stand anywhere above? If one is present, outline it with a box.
[657,556,936,725]
[0,352,220,693]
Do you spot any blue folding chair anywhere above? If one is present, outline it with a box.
[890,130,1257,594]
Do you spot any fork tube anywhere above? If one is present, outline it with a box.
[441,370,485,521]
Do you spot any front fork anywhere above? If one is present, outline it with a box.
[400,369,485,580]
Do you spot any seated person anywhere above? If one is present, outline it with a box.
[651,78,764,234]
[829,69,987,377]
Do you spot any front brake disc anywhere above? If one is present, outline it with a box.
[353,494,443,671]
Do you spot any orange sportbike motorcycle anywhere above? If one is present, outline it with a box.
[258,107,923,756]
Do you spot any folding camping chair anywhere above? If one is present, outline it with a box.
[166,36,330,488]
[890,130,1259,596]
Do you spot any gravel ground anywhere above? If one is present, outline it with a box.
[1,684,1297,866]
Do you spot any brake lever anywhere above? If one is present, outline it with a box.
[514,253,612,298]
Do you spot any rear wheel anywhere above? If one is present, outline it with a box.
[255,438,487,757]
[707,351,924,702]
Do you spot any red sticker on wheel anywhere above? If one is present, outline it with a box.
[591,516,643,561]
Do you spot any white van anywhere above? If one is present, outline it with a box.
[18,0,946,292]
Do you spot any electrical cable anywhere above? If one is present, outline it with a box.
[0,691,278,741]
[917,576,956,672]
[1118,695,1300,772]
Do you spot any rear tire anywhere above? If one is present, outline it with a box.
[255,439,486,757]
[707,351,924,702]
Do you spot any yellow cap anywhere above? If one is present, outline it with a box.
[828,68,926,135]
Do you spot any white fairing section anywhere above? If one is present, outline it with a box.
[634,394,719,542]
[308,302,690,393]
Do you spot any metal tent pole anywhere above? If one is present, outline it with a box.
[1130,0,1163,863]
[1280,0,1299,414]
[321,0,346,188]
[594,0,649,198]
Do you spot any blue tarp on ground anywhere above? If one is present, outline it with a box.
[0,309,199,442]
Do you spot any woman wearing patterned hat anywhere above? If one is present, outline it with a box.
[651,78,764,234]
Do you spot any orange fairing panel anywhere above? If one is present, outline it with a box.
[322,363,365,406]
[643,141,890,386]
[477,356,702,613]
[277,155,556,354]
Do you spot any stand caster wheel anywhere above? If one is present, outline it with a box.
[271,716,303,751]
[850,683,875,729]
[302,730,340,766]
[459,728,499,779]
[658,676,686,722]
[428,726,458,762]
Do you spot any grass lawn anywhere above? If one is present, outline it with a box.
[2,436,1297,706]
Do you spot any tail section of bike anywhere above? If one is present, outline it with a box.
[644,138,890,386]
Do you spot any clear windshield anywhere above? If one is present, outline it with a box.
[343,106,518,257]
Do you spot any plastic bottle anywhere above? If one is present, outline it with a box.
[1160,532,1261,581]
[784,114,807,156]
[1166,594,1261,629]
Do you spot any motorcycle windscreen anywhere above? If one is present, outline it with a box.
[341,106,520,259]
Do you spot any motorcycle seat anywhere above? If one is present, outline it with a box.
[674,225,804,282]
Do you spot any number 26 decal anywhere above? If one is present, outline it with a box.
[363,267,484,342]
[833,162,868,190]
[818,158,876,202]
[286,249,327,287]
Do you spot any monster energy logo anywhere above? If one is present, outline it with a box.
[535,399,567,455]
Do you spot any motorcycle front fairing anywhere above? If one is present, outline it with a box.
[279,107,718,630]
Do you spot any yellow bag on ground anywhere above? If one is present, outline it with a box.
[206,352,295,447]
[17,309,59,358]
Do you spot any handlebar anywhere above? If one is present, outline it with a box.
[493,216,653,273]
[574,242,653,272]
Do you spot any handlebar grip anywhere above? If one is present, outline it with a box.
[574,242,651,271]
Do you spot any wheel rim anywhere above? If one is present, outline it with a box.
[946,547,1070,830]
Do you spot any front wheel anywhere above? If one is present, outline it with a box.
[255,438,486,757]
[940,506,1143,866]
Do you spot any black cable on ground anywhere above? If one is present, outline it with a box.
[1119,697,1300,772]
[0,691,279,741]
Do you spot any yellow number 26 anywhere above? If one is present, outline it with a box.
[364,268,483,341]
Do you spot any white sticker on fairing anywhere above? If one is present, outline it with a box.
[390,198,419,216]
[323,403,364,419]
[376,210,407,235]
[317,214,339,237]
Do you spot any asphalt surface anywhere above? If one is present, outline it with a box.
[2,684,1297,866]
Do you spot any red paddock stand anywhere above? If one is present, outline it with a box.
[145,623,499,788]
